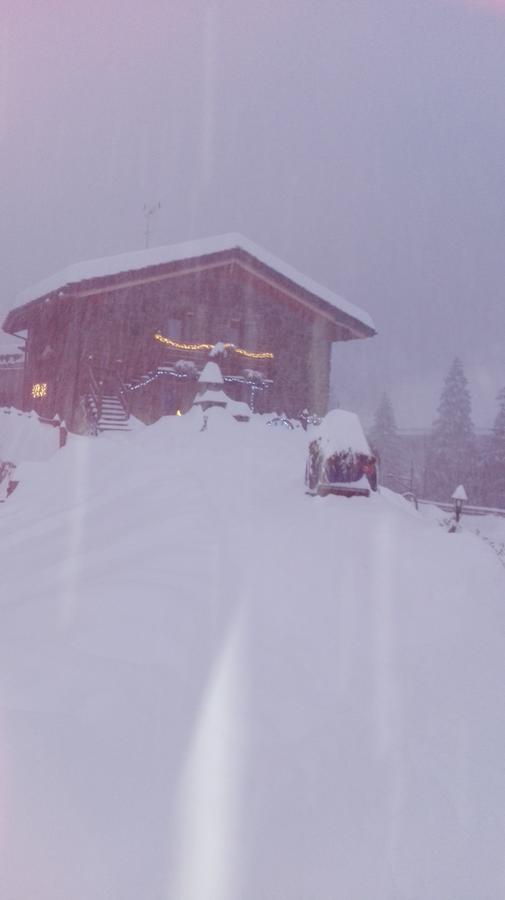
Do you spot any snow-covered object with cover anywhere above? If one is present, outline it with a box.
[305,409,377,497]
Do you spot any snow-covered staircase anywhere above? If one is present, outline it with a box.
[97,394,130,433]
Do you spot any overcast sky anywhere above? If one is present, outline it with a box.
[1,0,504,426]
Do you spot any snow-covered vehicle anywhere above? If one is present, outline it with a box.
[305,409,377,498]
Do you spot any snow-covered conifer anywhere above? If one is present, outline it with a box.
[369,393,406,492]
[426,358,475,500]
[487,387,505,507]
[493,388,505,443]
[191,361,228,412]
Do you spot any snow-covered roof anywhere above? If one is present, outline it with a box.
[12,233,375,332]
[198,362,224,385]
[316,409,372,456]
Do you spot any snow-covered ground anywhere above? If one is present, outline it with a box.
[1,410,505,900]
[419,499,505,569]
[0,407,61,463]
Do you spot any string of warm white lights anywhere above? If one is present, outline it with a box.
[31,383,48,398]
[153,332,274,360]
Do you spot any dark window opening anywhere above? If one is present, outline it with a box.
[228,318,242,346]
[184,312,194,340]
[167,317,183,340]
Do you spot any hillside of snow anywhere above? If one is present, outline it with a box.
[1,410,505,900]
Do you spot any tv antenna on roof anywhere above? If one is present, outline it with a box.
[143,202,161,249]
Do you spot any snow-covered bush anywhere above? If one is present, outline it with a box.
[174,359,199,377]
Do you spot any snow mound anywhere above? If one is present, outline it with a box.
[0,407,62,462]
[0,415,504,900]
[225,398,251,419]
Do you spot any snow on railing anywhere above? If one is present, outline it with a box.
[415,498,505,519]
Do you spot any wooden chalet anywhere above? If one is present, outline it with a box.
[2,234,376,433]
[0,334,25,409]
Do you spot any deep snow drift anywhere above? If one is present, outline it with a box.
[1,410,505,900]
[0,406,60,463]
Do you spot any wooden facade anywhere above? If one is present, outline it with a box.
[0,341,24,409]
[2,238,375,432]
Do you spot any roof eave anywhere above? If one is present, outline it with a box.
[5,245,377,339]
[3,306,32,335]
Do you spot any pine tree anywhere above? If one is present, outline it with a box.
[493,388,505,442]
[487,388,505,508]
[426,358,475,500]
[369,393,406,492]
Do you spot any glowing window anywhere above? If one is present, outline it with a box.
[31,383,48,398]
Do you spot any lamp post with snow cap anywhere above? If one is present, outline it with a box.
[451,484,468,524]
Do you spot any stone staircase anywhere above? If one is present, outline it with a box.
[97,394,130,433]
